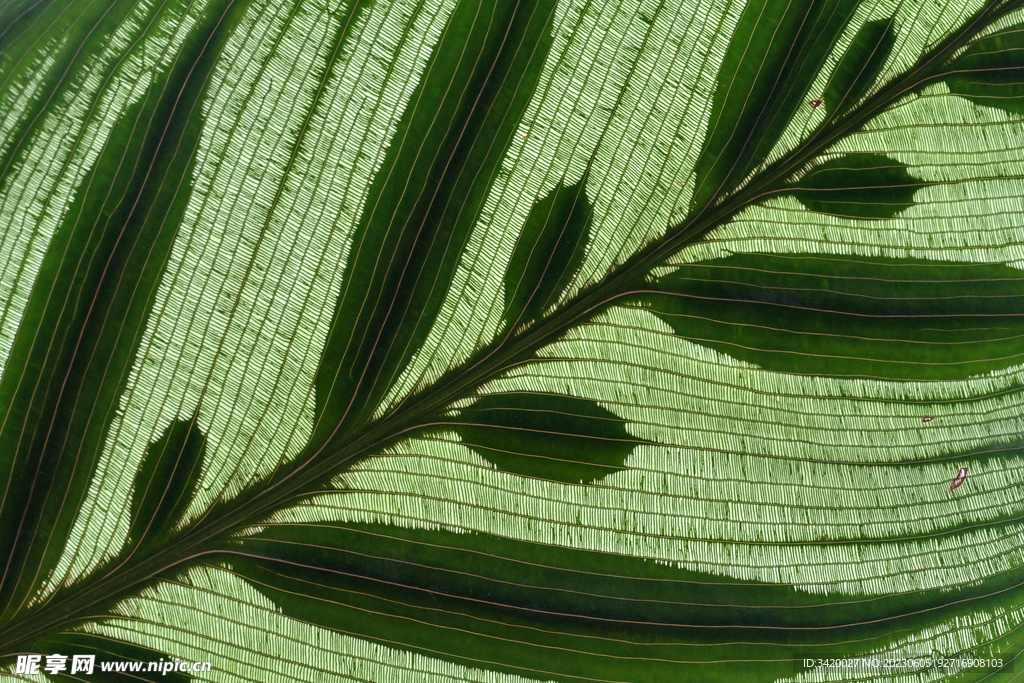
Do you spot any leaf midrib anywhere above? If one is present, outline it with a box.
[0,0,1017,656]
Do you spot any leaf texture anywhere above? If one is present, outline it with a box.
[2,0,1024,681]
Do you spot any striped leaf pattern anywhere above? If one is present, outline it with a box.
[2,0,1024,681]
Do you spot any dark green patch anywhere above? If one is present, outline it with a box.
[503,177,592,328]
[820,17,896,113]
[787,152,929,219]
[0,0,247,619]
[310,0,557,441]
[0,0,45,35]
[228,521,1024,683]
[450,392,633,483]
[944,21,1024,116]
[234,521,990,630]
[128,416,207,548]
[691,0,864,210]
[230,529,776,683]
[647,253,1024,380]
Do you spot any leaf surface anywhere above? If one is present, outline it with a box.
[3,0,1024,681]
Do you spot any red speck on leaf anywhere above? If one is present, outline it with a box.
[808,98,824,109]
[922,416,934,423]
[950,466,969,492]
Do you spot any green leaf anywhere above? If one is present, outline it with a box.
[0,0,233,618]
[944,21,1024,115]
[820,17,896,114]
[785,152,930,219]
[129,416,207,547]
[3,0,1024,681]
[502,178,592,328]
[649,253,1024,379]
[691,0,863,209]
[309,0,556,435]
[450,391,631,482]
